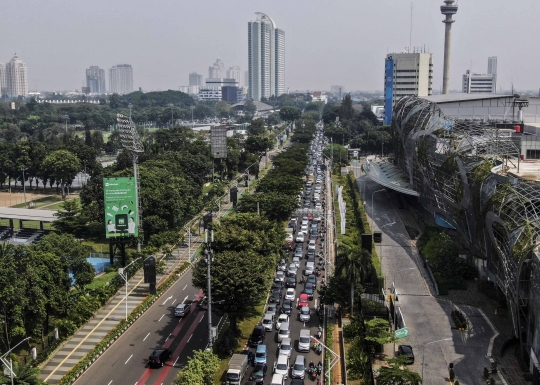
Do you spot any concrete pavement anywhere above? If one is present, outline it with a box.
[353,161,503,385]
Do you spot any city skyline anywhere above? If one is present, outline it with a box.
[1,0,539,93]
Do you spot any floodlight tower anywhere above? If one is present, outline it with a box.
[441,0,458,94]
[117,113,144,252]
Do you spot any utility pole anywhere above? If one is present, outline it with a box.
[204,227,214,348]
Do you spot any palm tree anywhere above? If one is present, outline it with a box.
[336,245,372,315]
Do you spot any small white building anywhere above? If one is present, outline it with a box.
[311,91,328,104]
[462,70,496,94]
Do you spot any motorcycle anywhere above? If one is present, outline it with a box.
[312,342,319,352]
[317,362,323,376]
[316,343,322,355]
[317,326,323,339]
[308,368,317,381]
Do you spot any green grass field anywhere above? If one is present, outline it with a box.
[86,271,117,290]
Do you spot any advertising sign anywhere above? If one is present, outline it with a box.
[211,126,228,159]
[103,178,138,238]
[384,57,394,125]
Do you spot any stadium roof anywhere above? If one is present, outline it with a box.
[231,101,274,111]
[0,207,58,222]
[423,93,515,104]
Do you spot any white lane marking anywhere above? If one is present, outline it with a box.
[162,296,173,305]
[159,314,165,322]
[167,333,172,339]
[143,333,150,341]
[125,354,133,364]
[182,295,188,303]
[187,334,193,343]
[315,299,318,309]
[183,284,187,290]
[172,298,176,305]
[199,314,205,323]
[108,381,113,385]
[173,356,180,366]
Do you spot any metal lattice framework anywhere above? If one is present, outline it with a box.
[117,113,144,159]
[393,96,540,348]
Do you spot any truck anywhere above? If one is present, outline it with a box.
[284,227,295,250]
[225,354,249,385]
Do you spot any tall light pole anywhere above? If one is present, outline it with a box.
[392,267,416,353]
[204,227,214,348]
[168,103,174,127]
[117,113,144,253]
[60,114,69,133]
[128,103,133,120]
[311,336,340,385]
[21,167,28,207]
[422,337,452,381]
[190,105,195,127]
[371,189,385,230]
[1,337,31,385]
[118,257,141,320]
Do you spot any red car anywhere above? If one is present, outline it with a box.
[307,214,313,221]
[297,293,309,309]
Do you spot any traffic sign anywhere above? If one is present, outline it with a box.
[395,327,409,339]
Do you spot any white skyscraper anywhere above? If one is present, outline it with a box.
[0,63,6,97]
[86,66,106,94]
[487,56,497,91]
[226,66,242,85]
[248,12,285,101]
[208,58,226,79]
[109,64,133,94]
[5,54,28,99]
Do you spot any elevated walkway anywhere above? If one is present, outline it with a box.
[364,156,419,196]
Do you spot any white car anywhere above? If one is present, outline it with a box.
[292,256,300,268]
[275,313,289,330]
[287,264,298,276]
[275,271,285,282]
[273,355,289,379]
[285,288,296,301]
[279,337,292,358]
[308,240,317,251]
[315,203,322,210]
[300,225,308,235]
[295,233,305,243]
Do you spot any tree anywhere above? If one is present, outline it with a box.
[53,199,86,237]
[365,318,394,345]
[336,246,372,315]
[245,135,274,154]
[42,149,81,199]
[346,336,372,381]
[174,350,219,385]
[244,100,257,118]
[376,355,422,385]
[340,93,355,120]
[279,106,302,122]
[323,144,348,166]
[247,118,266,136]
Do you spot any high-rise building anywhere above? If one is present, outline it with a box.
[0,63,6,97]
[226,66,242,85]
[109,64,133,94]
[209,58,226,79]
[487,56,497,91]
[384,52,433,124]
[330,85,345,97]
[248,12,285,101]
[462,70,496,94]
[189,72,204,86]
[86,66,106,94]
[5,54,28,99]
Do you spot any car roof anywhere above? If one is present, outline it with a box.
[294,355,305,364]
[299,293,309,299]
[277,355,288,363]
[176,303,186,308]
[256,344,266,352]
[280,337,291,345]
[301,306,310,311]
[400,345,413,352]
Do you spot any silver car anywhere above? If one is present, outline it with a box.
[299,306,311,322]
[278,337,292,358]
[174,303,190,317]
[291,355,305,379]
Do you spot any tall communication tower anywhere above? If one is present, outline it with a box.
[441,0,458,94]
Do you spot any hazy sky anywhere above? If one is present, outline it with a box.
[2,0,539,93]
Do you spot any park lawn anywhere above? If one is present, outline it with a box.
[81,238,110,253]
[9,195,61,208]
[40,197,80,211]
[202,183,213,195]
[86,271,117,289]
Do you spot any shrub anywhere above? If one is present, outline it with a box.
[451,309,467,330]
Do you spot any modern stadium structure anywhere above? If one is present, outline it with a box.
[365,95,540,375]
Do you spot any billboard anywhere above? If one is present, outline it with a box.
[211,126,228,159]
[384,57,394,125]
[103,177,138,238]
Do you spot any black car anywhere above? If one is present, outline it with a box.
[240,349,254,365]
[250,325,266,347]
[309,234,318,241]
[397,345,415,364]
[307,274,317,286]
[272,281,284,291]
[306,250,316,260]
[249,363,268,384]
[269,288,282,303]
[281,299,293,315]
[147,349,172,367]
[291,379,305,385]
[303,282,315,300]
[286,276,297,288]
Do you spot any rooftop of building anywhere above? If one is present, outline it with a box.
[231,101,274,111]
[364,156,419,196]
[424,93,514,104]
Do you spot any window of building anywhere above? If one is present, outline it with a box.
[527,150,540,159]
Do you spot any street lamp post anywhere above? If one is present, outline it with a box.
[371,189,386,230]
[128,104,133,120]
[392,267,416,353]
[1,337,31,385]
[168,103,174,127]
[118,257,141,321]
[204,227,215,348]
[311,336,340,385]
[21,167,28,207]
[190,105,195,127]
[422,338,452,382]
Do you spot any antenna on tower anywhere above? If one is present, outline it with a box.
[410,2,413,50]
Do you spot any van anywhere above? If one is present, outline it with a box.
[262,312,275,332]
[298,329,311,352]
[305,262,315,275]
[277,321,290,342]
[254,344,267,365]
[270,373,284,385]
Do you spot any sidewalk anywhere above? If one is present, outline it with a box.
[40,180,251,384]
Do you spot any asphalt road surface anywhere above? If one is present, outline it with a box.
[74,269,224,385]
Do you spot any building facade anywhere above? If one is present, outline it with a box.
[5,54,28,99]
[462,70,496,94]
[226,66,242,86]
[221,86,242,103]
[109,64,133,94]
[208,58,226,79]
[488,56,498,76]
[384,52,433,124]
[199,78,239,101]
[0,63,6,97]
[248,12,285,101]
[86,66,106,94]
[189,72,203,86]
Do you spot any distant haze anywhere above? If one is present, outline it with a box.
[2,0,539,93]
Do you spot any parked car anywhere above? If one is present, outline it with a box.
[287,264,298,277]
[302,282,315,300]
[250,325,266,347]
[308,240,317,251]
[262,312,275,332]
[397,345,415,364]
[292,256,301,268]
[276,313,289,330]
[147,349,172,368]
[295,233,305,243]
[174,303,190,317]
[306,274,317,285]
[275,271,285,282]
[273,355,289,379]
[254,344,268,366]
[266,304,278,317]
[269,288,282,303]
[299,306,311,322]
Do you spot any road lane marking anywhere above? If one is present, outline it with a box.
[159,314,165,322]
[199,314,205,323]
[167,333,171,339]
[173,356,179,366]
[162,295,173,305]
[183,284,187,290]
[125,354,133,364]
[108,381,113,385]
[143,333,150,341]
[182,295,188,303]
[187,335,193,343]
[172,298,176,305]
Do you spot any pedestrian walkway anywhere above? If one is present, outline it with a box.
[332,318,344,385]
[39,178,253,384]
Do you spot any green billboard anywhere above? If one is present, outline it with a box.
[103,177,138,238]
